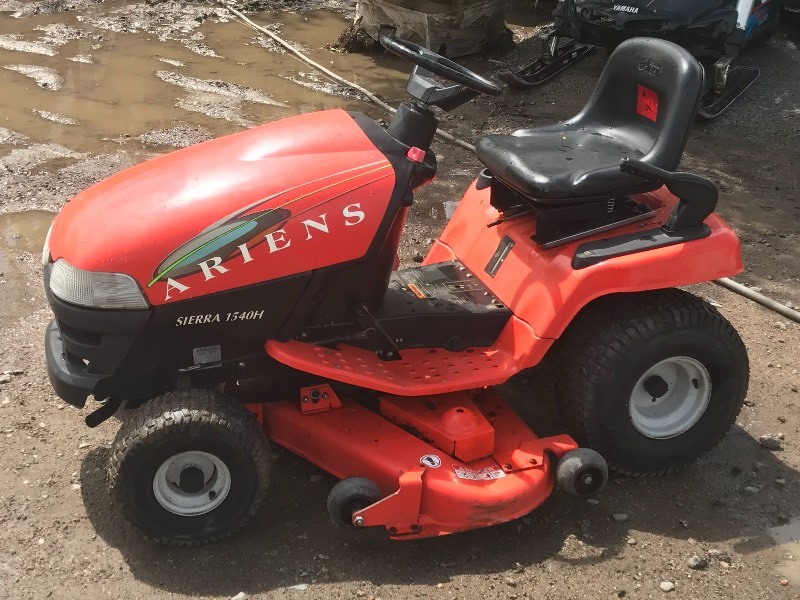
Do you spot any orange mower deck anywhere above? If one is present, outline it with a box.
[248,387,577,539]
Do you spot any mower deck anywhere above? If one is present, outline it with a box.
[253,387,577,539]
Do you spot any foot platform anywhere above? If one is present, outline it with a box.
[266,338,519,396]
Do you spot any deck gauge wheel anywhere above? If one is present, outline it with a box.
[556,448,609,497]
[326,477,382,529]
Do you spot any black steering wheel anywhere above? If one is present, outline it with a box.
[380,35,503,97]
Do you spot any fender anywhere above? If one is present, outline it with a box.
[426,181,742,358]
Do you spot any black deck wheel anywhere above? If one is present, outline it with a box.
[108,389,271,546]
[556,448,608,497]
[555,289,749,476]
[326,477,381,529]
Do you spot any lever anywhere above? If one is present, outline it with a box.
[620,158,718,232]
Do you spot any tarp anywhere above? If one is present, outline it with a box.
[355,0,509,57]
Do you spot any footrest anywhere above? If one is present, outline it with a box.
[266,339,518,396]
[697,65,759,120]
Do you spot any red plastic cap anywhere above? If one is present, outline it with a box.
[406,147,426,163]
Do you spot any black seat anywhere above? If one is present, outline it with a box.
[477,38,704,203]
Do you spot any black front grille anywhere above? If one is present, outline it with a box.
[59,321,102,346]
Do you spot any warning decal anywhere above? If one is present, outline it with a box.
[637,85,658,122]
[454,465,506,481]
[420,454,441,468]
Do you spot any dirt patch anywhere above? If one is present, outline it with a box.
[0,33,57,55]
[0,143,82,172]
[0,211,54,323]
[83,1,232,56]
[2,0,106,17]
[0,127,28,145]
[65,52,91,62]
[334,20,381,53]
[32,109,79,125]
[136,124,214,148]
[4,64,64,89]
[156,70,288,106]
[282,71,368,100]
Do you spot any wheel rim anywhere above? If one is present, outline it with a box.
[575,467,604,496]
[628,356,712,439]
[152,451,231,516]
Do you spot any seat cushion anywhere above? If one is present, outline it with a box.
[476,128,654,202]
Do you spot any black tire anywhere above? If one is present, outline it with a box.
[554,289,749,476]
[108,389,271,546]
[556,448,608,498]
[326,477,381,529]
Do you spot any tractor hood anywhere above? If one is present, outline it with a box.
[48,109,396,305]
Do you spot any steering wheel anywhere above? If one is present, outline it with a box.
[380,35,502,97]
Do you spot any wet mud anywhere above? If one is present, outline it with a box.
[0,210,53,322]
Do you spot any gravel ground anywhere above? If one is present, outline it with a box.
[0,2,798,599]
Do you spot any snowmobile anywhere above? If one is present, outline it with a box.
[43,35,749,545]
[500,0,784,119]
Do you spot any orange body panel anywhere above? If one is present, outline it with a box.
[426,182,743,342]
[380,393,496,463]
[268,181,742,394]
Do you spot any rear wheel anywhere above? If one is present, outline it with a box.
[108,389,271,546]
[555,289,749,476]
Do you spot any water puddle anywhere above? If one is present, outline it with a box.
[0,211,54,321]
[768,516,800,585]
[0,3,410,155]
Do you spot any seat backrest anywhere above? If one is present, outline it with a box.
[568,37,704,171]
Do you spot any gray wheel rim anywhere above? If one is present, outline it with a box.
[628,356,712,439]
[152,450,231,516]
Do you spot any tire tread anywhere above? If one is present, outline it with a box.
[554,289,748,477]
[108,389,270,547]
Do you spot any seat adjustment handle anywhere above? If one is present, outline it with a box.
[620,159,718,232]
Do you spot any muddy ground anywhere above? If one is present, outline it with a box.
[0,1,799,599]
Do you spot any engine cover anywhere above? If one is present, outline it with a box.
[48,109,396,305]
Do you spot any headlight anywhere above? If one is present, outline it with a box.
[42,221,53,266]
[49,259,149,310]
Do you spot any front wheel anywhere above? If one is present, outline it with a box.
[108,389,271,546]
[555,289,749,476]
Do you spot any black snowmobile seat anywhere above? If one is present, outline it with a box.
[477,37,704,203]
